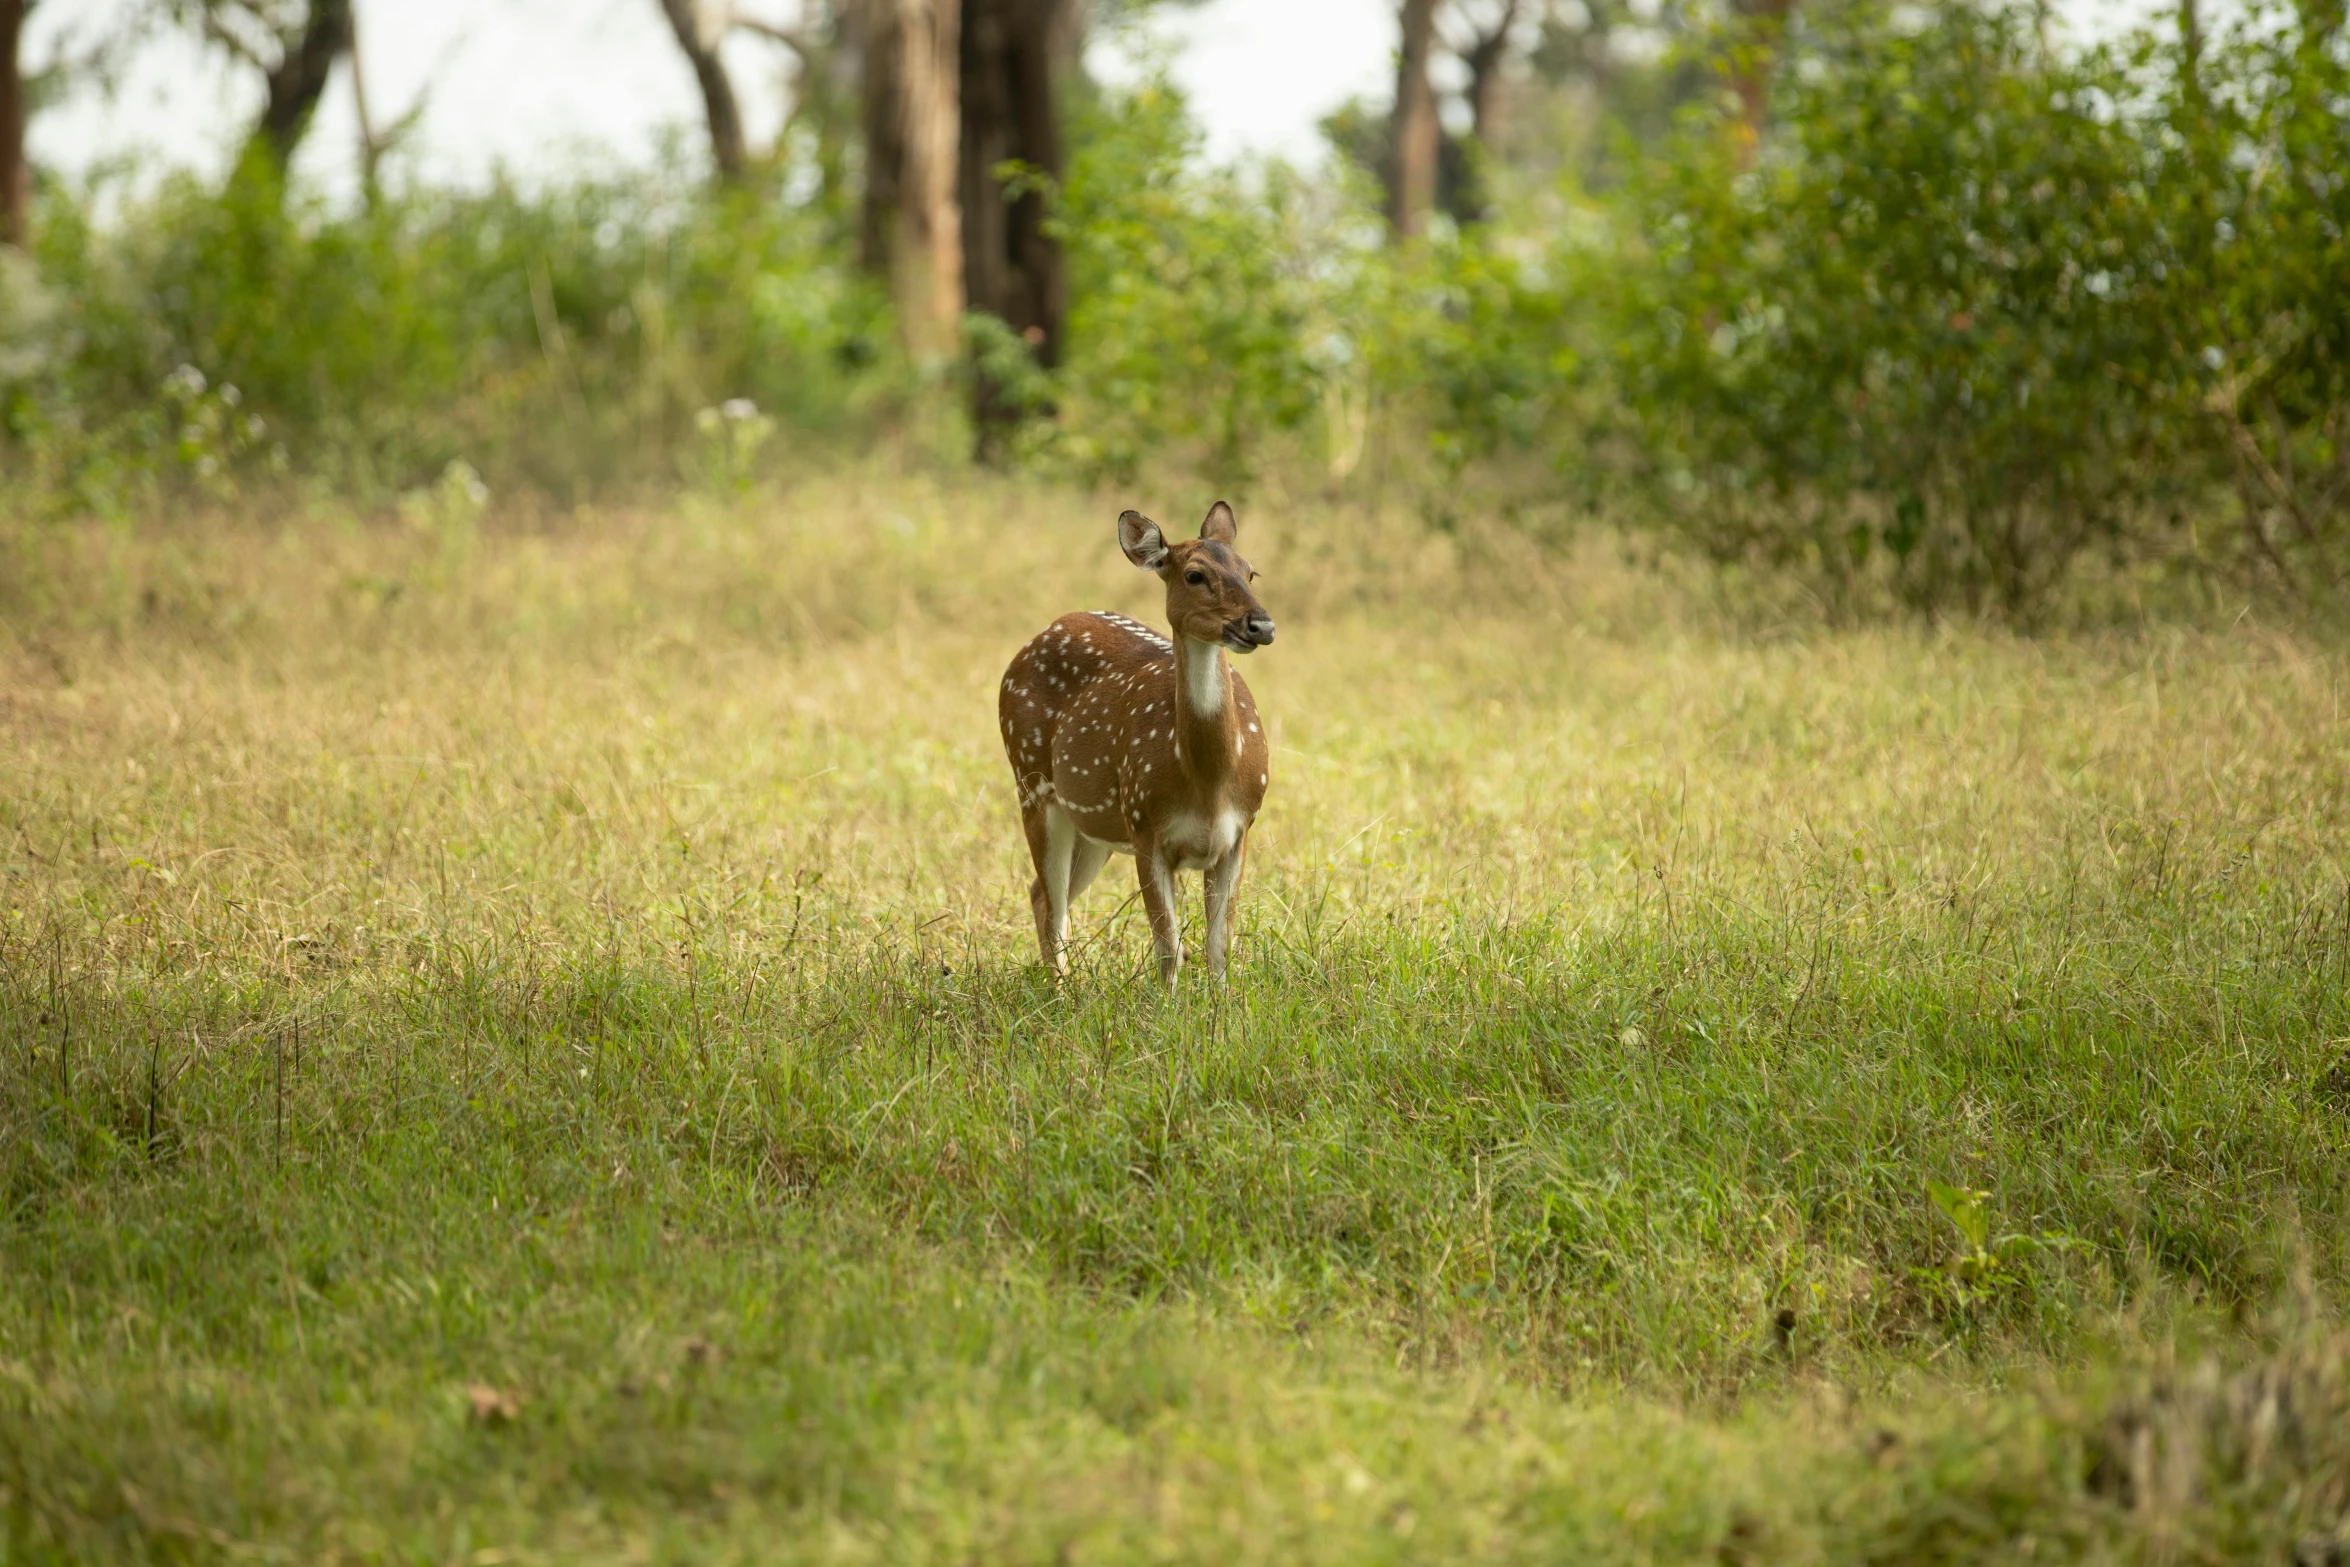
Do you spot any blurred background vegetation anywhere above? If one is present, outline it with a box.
[0,0,2344,619]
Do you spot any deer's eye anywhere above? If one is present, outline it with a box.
[1184,570,1207,586]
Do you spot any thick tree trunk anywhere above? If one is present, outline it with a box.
[250,0,354,169]
[657,0,750,182]
[960,0,1069,452]
[1389,0,1440,244]
[0,0,26,249]
[862,0,964,364]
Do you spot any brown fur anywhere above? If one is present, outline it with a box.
[998,503,1275,985]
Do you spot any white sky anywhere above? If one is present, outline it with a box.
[26,0,1403,202]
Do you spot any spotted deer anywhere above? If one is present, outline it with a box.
[999,502,1276,987]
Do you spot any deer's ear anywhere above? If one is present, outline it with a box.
[1119,510,1169,570]
[1200,500,1239,545]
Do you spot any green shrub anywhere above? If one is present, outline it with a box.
[2139,8,2350,600]
[1045,77,1342,485]
[1583,0,2350,617]
[1597,3,2169,615]
[1,159,897,504]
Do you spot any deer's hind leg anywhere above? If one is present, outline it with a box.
[1031,804,1079,975]
[1067,835,1111,904]
[1020,801,1056,965]
[1026,805,1112,978]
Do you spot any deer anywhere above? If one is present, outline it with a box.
[999,501,1276,988]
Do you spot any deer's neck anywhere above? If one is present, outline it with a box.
[1173,635,1240,790]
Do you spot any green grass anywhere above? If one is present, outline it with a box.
[6,475,2350,1561]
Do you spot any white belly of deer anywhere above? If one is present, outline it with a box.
[1160,807,1247,872]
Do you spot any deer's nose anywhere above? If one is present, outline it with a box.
[1244,612,1276,646]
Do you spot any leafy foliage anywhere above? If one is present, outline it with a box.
[2,159,894,504]
[2144,10,2350,599]
[1917,1182,2083,1315]
[1585,0,2350,614]
[1046,80,1340,484]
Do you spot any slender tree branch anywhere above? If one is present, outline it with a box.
[201,11,275,70]
[731,14,816,56]
[658,0,751,181]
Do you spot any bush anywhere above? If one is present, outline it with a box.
[1043,73,1587,505]
[2148,9,2350,601]
[1599,3,2171,615]
[1045,78,1345,485]
[1,158,897,505]
[1583,0,2350,617]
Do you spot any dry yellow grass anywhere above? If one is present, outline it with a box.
[6,473,2343,978]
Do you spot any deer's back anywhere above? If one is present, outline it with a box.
[999,612,1172,811]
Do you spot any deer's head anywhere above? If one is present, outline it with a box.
[1119,502,1276,654]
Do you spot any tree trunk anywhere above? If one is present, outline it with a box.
[784,4,863,224]
[862,0,964,364]
[250,0,354,169]
[0,0,26,249]
[1725,0,1795,157]
[350,1,379,193]
[1464,0,1517,149]
[1449,0,1518,224]
[1389,0,1439,244]
[859,0,898,276]
[960,0,1070,453]
[657,0,750,182]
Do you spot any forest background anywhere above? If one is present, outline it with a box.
[2,0,2344,619]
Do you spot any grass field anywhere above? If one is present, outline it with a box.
[6,475,2350,1563]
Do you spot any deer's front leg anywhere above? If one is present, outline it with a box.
[1135,839,1183,989]
[1203,836,1246,981]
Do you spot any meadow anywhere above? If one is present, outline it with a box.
[5,475,2350,1563]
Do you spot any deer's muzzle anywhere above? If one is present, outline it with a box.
[1224,612,1277,652]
